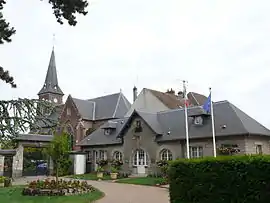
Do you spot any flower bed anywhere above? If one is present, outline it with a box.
[22,179,96,196]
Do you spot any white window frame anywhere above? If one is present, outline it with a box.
[256,144,263,155]
[190,146,203,158]
[133,149,147,166]
[99,150,107,160]
[160,149,173,161]
[113,151,123,161]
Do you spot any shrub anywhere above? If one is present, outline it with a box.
[0,176,5,184]
[169,155,270,203]
[22,179,96,196]
[96,159,108,168]
[110,159,123,170]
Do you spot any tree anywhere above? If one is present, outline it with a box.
[0,0,88,146]
[0,99,57,148]
[45,132,70,184]
[0,0,88,87]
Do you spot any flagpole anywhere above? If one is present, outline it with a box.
[183,81,190,159]
[209,87,217,157]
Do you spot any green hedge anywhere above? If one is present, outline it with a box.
[168,155,270,203]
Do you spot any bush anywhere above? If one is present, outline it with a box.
[0,176,5,184]
[169,155,270,203]
[22,179,96,196]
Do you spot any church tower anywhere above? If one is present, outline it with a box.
[38,48,64,104]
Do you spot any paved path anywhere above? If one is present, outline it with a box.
[13,176,170,203]
[87,180,169,203]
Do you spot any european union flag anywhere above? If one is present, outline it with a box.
[203,93,211,113]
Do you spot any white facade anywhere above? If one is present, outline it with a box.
[74,154,86,175]
[125,88,170,117]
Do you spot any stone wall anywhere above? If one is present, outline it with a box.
[0,155,4,176]
[12,144,24,178]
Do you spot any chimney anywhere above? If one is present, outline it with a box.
[166,88,175,95]
[133,86,138,102]
[177,91,184,98]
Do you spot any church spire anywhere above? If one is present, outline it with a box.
[38,48,64,96]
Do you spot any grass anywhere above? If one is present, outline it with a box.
[66,173,112,180]
[115,177,166,186]
[0,186,104,203]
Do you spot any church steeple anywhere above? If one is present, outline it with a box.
[38,48,64,104]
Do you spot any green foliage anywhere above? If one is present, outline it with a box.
[110,159,123,170]
[169,155,270,203]
[0,99,56,143]
[0,0,88,87]
[0,176,5,183]
[110,166,118,173]
[96,159,108,168]
[57,155,72,176]
[45,132,70,183]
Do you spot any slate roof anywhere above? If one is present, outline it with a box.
[79,100,270,146]
[72,92,131,121]
[15,134,53,142]
[78,118,128,146]
[38,49,64,96]
[156,101,270,141]
[147,88,207,109]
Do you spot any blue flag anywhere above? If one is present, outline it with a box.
[203,93,211,113]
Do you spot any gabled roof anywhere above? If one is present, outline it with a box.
[38,49,64,96]
[72,92,131,121]
[146,88,207,109]
[79,100,270,146]
[78,118,128,146]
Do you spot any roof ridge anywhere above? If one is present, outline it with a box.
[112,92,122,118]
[87,92,120,101]
[227,102,248,134]
[228,102,270,134]
[121,93,131,109]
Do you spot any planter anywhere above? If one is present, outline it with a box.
[97,172,103,178]
[110,173,118,180]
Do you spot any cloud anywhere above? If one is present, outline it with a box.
[0,0,270,128]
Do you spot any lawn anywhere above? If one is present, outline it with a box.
[66,173,112,180]
[67,173,128,181]
[115,177,167,186]
[0,186,104,203]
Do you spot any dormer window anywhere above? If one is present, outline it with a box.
[104,128,111,135]
[135,120,142,132]
[194,116,203,125]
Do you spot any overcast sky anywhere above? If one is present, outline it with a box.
[1,0,270,128]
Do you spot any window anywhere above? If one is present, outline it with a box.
[99,150,107,160]
[86,151,92,162]
[135,120,142,132]
[104,129,111,135]
[133,149,147,166]
[190,146,203,158]
[113,151,123,161]
[256,145,263,155]
[194,116,203,125]
[160,149,173,161]
[67,108,71,116]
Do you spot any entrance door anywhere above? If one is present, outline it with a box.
[134,149,147,174]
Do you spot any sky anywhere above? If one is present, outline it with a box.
[1,0,270,128]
